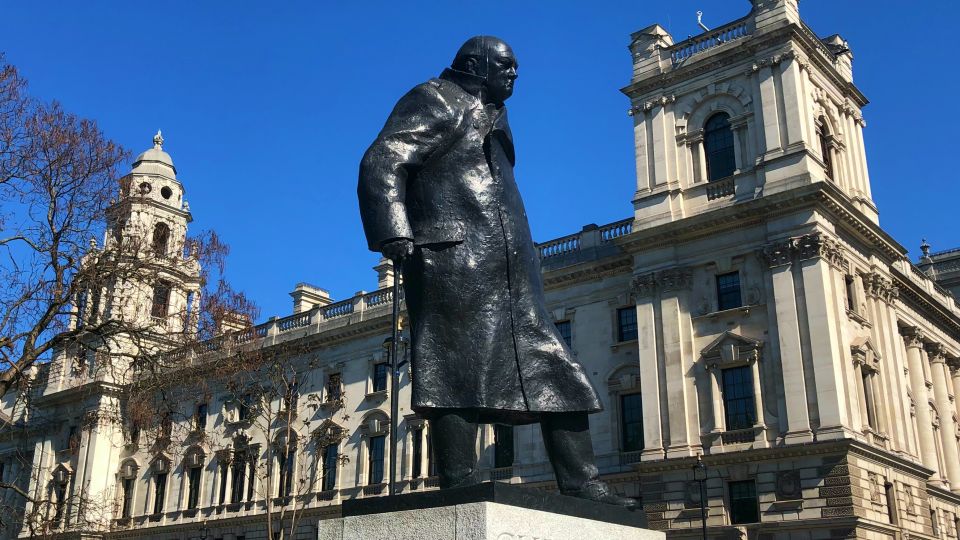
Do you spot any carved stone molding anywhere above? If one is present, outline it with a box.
[630,267,692,298]
[925,343,947,364]
[901,327,925,349]
[701,331,763,370]
[759,239,795,268]
[759,232,848,270]
[861,272,898,304]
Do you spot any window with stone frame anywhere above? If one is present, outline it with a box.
[816,116,834,180]
[194,402,208,431]
[321,443,338,491]
[116,460,138,520]
[722,365,756,430]
[325,372,343,403]
[616,307,638,342]
[728,479,760,524]
[152,222,170,257]
[620,393,644,452]
[716,271,742,311]
[149,457,170,515]
[555,320,572,349]
[51,465,71,524]
[704,112,736,181]
[150,281,171,319]
[184,448,204,511]
[361,411,389,485]
[368,435,385,485]
[275,433,297,498]
[372,362,389,393]
[701,332,764,437]
[411,425,424,479]
[852,338,884,437]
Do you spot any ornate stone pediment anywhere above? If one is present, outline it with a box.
[313,419,347,447]
[701,331,763,369]
[851,336,881,371]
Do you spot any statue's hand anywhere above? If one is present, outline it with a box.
[381,238,414,262]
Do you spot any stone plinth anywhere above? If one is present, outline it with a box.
[319,482,661,540]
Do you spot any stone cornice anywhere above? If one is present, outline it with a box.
[891,268,960,338]
[542,256,633,290]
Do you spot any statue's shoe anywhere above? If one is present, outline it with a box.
[565,480,639,510]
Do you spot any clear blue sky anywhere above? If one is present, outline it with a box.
[3,1,956,320]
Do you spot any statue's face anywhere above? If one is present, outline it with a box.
[482,41,518,104]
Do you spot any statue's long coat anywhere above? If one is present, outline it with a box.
[358,69,602,424]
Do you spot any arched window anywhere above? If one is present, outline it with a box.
[704,112,736,181]
[183,447,205,511]
[275,432,297,498]
[360,411,390,486]
[117,460,138,519]
[314,420,345,492]
[152,223,170,257]
[816,116,834,180]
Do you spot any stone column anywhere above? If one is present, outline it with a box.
[902,328,939,478]
[950,362,960,421]
[650,99,673,187]
[928,344,960,491]
[689,132,706,184]
[761,240,812,443]
[852,359,870,430]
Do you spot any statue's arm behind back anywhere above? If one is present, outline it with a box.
[358,83,458,252]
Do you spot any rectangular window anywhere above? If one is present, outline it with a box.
[884,482,897,525]
[728,480,760,524]
[716,272,742,311]
[237,394,253,422]
[277,446,295,497]
[218,463,228,505]
[555,320,572,349]
[616,307,638,342]
[326,373,342,402]
[53,483,67,522]
[195,403,208,431]
[412,427,423,479]
[150,282,171,318]
[121,478,134,518]
[322,444,338,491]
[368,435,385,485]
[722,366,756,431]
[620,393,644,452]
[372,362,389,393]
[426,432,435,477]
[845,275,857,313]
[493,424,515,468]
[187,467,201,510]
[230,454,246,504]
[153,473,167,515]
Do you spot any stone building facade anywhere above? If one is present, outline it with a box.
[1,0,959,539]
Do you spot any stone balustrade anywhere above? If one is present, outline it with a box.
[537,217,633,260]
[670,17,752,65]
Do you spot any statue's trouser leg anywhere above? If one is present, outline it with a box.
[430,409,480,489]
[541,412,600,493]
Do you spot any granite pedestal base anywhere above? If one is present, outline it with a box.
[319,482,662,540]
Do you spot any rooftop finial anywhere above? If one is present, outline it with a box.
[153,129,164,149]
[920,238,932,262]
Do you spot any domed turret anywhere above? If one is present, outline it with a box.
[131,130,177,178]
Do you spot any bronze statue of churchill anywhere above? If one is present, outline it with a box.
[358,36,635,508]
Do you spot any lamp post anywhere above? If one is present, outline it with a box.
[382,279,408,497]
[692,455,708,540]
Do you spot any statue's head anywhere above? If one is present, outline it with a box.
[451,36,518,104]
